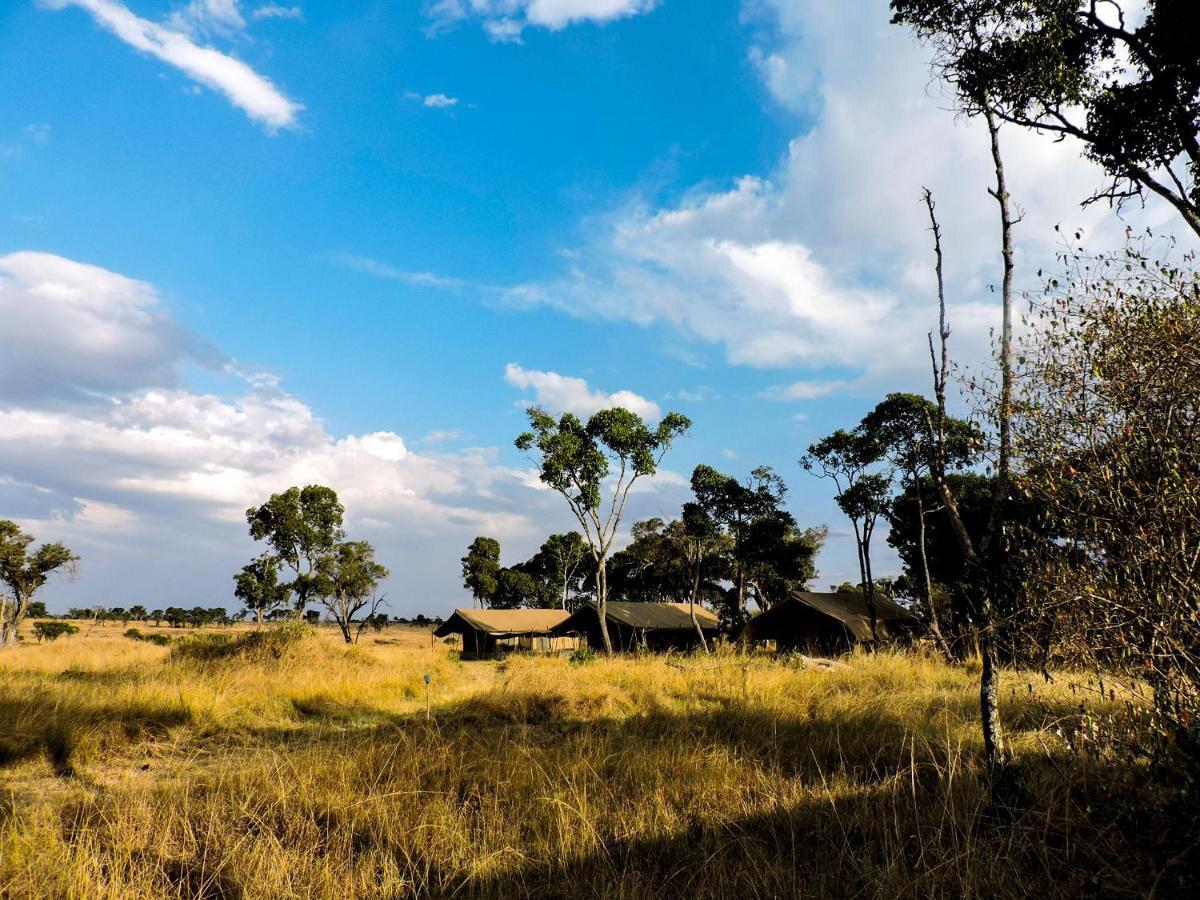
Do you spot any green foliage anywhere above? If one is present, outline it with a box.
[1014,245,1200,768]
[516,407,691,533]
[0,520,78,647]
[124,628,173,647]
[461,537,502,607]
[26,601,48,618]
[514,532,590,609]
[567,645,597,665]
[317,540,389,644]
[689,464,815,623]
[246,485,344,611]
[890,0,1200,236]
[234,553,291,624]
[516,405,690,650]
[32,621,78,642]
[491,567,542,610]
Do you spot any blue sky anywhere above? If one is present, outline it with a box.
[1,1,1188,614]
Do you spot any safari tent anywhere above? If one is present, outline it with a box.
[741,591,919,654]
[433,608,577,659]
[551,601,719,652]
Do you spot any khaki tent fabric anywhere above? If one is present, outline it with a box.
[553,601,719,633]
[434,608,570,638]
[748,591,917,642]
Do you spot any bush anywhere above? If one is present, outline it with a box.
[32,621,79,642]
[568,646,597,666]
[124,628,173,647]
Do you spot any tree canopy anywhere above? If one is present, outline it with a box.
[891,0,1200,237]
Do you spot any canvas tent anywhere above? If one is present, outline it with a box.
[551,601,719,652]
[741,591,918,654]
[433,608,576,659]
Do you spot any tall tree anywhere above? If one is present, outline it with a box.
[246,485,344,615]
[461,537,502,608]
[690,464,792,624]
[860,392,980,654]
[538,532,588,610]
[802,431,890,642]
[316,540,389,644]
[516,406,691,653]
[0,521,77,648]
[916,173,1015,767]
[892,0,1200,238]
[609,518,681,603]
[233,554,291,626]
[490,567,542,610]
[680,503,726,652]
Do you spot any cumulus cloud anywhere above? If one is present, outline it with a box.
[503,0,1194,398]
[0,253,685,612]
[426,0,658,41]
[0,251,219,404]
[45,0,302,131]
[504,363,661,420]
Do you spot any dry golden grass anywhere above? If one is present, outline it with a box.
[0,623,1192,898]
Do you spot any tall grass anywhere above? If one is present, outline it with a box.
[0,626,1193,898]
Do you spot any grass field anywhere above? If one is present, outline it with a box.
[0,621,1192,899]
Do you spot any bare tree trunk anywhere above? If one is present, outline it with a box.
[689,548,710,653]
[975,100,1014,769]
[916,485,951,656]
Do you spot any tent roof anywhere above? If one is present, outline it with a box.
[554,601,719,632]
[747,591,917,642]
[433,608,571,638]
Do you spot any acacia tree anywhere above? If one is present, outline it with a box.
[246,485,344,615]
[233,554,291,626]
[860,392,980,655]
[802,431,890,642]
[892,0,1200,238]
[461,537,502,608]
[316,540,389,644]
[0,521,77,648]
[516,406,691,654]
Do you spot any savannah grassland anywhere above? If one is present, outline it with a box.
[0,623,1192,899]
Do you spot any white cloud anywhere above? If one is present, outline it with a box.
[167,0,245,36]
[502,0,1195,399]
[330,253,468,291]
[46,0,302,131]
[423,93,459,109]
[426,0,657,41]
[504,363,660,420]
[253,4,303,20]
[0,252,591,612]
[0,251,219,403]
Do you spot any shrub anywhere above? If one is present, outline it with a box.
[32,621,79,642]
[568,646,597,666]
[124,628,173,647]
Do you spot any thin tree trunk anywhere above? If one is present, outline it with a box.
[916,485,951,656]
[689,548,710,653]
[596,556,613,654]
[862,518,879,643]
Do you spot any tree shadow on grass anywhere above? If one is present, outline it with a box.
[0,694,191,775]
